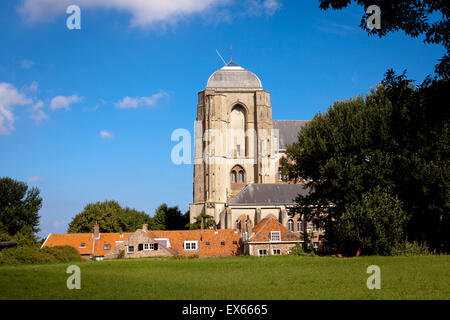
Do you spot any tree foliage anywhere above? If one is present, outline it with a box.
[186,213,217,230]
[67,200,151,233]
[338,187,408,255]
[0,177,42,236]
[284,71,449,253]
[151,203,189,230]
[68,201,189,233]
[319,0,450,78]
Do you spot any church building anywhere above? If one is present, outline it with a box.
[189,61,323,248]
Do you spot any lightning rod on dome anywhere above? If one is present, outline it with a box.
[215,49,227,66]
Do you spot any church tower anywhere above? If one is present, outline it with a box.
[189,62,279,228]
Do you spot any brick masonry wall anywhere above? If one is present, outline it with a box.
[248,242,299,256]
[104,230,174,259]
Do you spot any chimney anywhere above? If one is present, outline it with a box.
[200,218,204,231]
[120,230,123,238]
[142,224,148,232]
[94,222,100,239]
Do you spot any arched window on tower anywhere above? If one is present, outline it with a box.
[238,171,244,183]
[231,165,245,184]
[230,105,247,157]
[231,171,237,183]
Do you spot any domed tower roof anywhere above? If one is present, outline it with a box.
[206,62,262,89]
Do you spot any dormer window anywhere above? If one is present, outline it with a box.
[80,242,86,248]
[269,231,281,242]
[104,244,110,250]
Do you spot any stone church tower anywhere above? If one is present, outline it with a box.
[189,62,279,228]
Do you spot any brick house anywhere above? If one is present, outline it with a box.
[42,216,322,259]
[104,224,242,259]
[241,216,303,256]
[41,223,132,260]
[42,223,242,259]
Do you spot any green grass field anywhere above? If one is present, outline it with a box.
[0,255,449,300]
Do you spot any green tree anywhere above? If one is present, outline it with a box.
[12,226,40,248]
[186,213,216,230]
[0,177,42,236]
[151,204,189,230]
[338,187,408,255]
[283,71,449,253]
[67,200,151,233]
[319,0,450,78]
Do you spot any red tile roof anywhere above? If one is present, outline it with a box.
[42,229,242,258]
[42,232,133,257]
[249,217,301,242]
[150,229,242,257]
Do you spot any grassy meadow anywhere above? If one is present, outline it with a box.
[0,255,449,300]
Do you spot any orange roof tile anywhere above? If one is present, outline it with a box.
[150,229,242,257]
[42,228,243,258]
[42,232,133,257]
[93,233,133,256]
[249,217,301,242]
[42,233,94,255]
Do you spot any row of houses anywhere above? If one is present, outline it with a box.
[41,216,324,260]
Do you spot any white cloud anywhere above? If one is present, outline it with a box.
[21,59,35,69]
[0,82,33,135]
[28,176,44,182]
[115,91,168,109]
[246,0,281,16]
[17,0,281,27]
[100,130,114,139]
[27,100,49,122]
[50,95,82,111]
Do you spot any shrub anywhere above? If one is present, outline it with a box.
[392,241,431,256]
[117,249,125,259]
[289,243,306,256]
[42,246,83,262]
[188,254,199,259]
[0,245,82,265]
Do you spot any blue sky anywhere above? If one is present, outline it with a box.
[0,1,444,237]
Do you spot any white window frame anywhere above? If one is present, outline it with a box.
[269,231,281,242]
[127,245,135,253]
[313,242,319,251]
[288,220,294,232]
[183,241,198,251]
[272,248,282,255]
[104,244,110,250]
[297,220,303,233]
[258,249,268,257]
[143,243,156,251]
